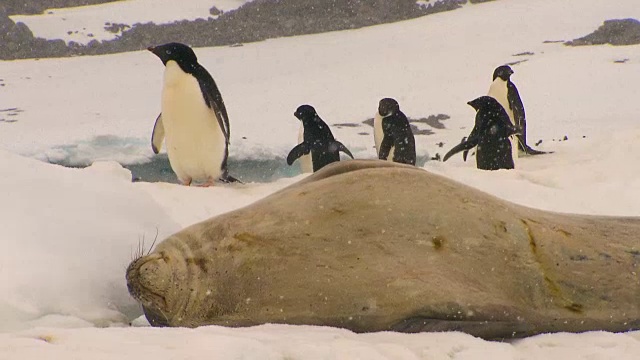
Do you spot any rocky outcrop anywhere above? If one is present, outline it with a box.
[567,18,640,46]
[0,0,487,60]
[0,9,70,59]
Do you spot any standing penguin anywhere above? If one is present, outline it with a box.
[487,65,546,156]
[376,98,416,166]
[287,105,354,172]
[443,96,518,170]
[149,42,235,186]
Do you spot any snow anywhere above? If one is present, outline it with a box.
[9,0,251,44]
[1,0,640,358]
[2,326,638,360]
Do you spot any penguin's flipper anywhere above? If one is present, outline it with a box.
[286,143,311,165]
[334,141,354,159]
[460,137,469,161]
[151,113,165,154]
[378,134,393,160]
[507,81,539,154]
[443,138,477,162]
[196,67,231,145]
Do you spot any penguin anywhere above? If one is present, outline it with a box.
[487,65,546,156]
[148,42,236,186]
[443,96,518,170]
[287,105,354,172]
[377,98,416,166]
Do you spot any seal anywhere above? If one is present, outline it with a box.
[126,160,640,339]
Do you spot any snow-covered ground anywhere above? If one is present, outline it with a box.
[1,0,639,358]
[9,0,251,44]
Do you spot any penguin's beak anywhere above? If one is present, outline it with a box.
[147,46,158,56]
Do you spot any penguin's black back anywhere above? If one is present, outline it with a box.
[381,112,416,165]
[302,116,342,172]
[289,105,345,172]
[469,97,517,170]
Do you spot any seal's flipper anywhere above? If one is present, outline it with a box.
[287,143,311,165]
[151,113,164,154]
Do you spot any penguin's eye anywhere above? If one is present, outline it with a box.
[166,50,172,55]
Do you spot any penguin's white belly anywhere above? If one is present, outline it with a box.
[487,79,513,123]
[297,124,313,173]
[374,113,394,161]
[162,62,226,182]
[488,79,518,161]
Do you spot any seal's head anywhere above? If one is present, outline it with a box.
[126,251,181,326]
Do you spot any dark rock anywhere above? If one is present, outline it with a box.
[1,0,481,60]
[209,6,223,16]
[506,59,528,66]
[567,18,640,46]
[411,114,450,129]
[362,118,375,127]
[512,51,534,56]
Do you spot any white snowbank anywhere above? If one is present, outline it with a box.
[0,151,179,332]
[2,325,639,360]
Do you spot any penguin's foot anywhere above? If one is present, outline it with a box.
[179,178,192,186]
[199,178,216,187]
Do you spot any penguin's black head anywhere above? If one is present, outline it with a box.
[378,98,399,117]
[492,65,514,81]
[148,42,198,67]
[294,105,317,121]
[467,96,501,111]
